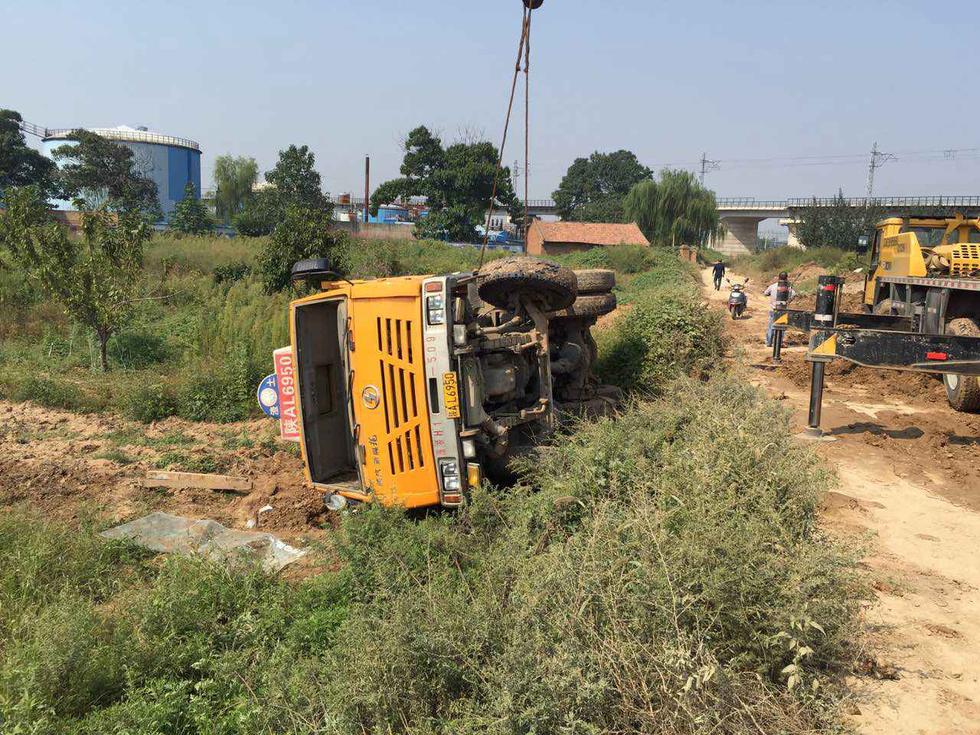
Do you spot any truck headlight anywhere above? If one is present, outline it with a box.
[427,295,445,325]
[439,459,460,491]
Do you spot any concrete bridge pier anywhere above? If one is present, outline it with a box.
[780,218,804,249]
[716,216,764,256]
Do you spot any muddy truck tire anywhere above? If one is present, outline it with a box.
[943,317,980,412]
[572,268,615,294]
[547,292,617,321]
[478,256,577,311]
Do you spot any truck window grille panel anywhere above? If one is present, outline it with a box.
[404,429,415,470]
[388,364,400,428]
[398,369,409,423]
[409,373,419,416]
[373,316,423,476]
[378,361,391,434]
[395,436,405,472]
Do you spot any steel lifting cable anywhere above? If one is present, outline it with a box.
[479,2,536,267]
[523,7,531,235]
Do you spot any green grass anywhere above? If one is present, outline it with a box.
[0,376,863,733]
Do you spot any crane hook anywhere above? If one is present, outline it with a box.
[523,0,543,8]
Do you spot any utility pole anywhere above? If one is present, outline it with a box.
[363,155,370,223]
[699,152,719,186]
[866,142,894,198]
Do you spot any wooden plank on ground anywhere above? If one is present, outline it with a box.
[144,471,252,493]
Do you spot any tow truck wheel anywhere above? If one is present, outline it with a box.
[478,256,577,311]
[943,317,980,412]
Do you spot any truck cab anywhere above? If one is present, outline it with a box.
[285,257,618,510]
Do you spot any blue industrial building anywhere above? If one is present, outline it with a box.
[41,125,201,219]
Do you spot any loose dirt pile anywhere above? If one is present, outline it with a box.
[0,401,326,542]
[777,351,945,401]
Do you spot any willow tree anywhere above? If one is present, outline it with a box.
[213,155,258,224]
[623,169,722,247]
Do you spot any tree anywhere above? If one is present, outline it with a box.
[235,145,328,236]
[265,144,328,210]
[52,129,159,217]
[0,110,56,198]
[0,186,149,371]
[371,126,519,243]
[623,169,722,247]
[233,188,279,236]
[794,190,883,250]
[552,150,652,222]
[169,182,213,234]
[213,155,258,223]
[258,204,341,293]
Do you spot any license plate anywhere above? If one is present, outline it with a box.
[442,372,461,419]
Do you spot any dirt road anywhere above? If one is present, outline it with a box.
[704,269,980,734]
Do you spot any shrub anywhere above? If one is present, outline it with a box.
[108,331,170,369]
[212,261,252,284]
[177,343,262,423]
[555,244,655,274]
[258,205,341,292]
[325,377,863,734]
[596,284,724,392]
[12,376,91,411]
[124,383,178,423]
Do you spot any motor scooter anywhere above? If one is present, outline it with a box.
[726,278,749,319]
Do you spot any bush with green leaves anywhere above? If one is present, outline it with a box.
[596,283,724,393]
[258,205,342,292]
[124,383,178,423]
[107,331,170,369]
[168,182,213,235]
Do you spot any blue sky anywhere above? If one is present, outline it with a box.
[4,0,978,200]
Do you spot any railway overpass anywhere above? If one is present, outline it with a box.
[714,196,980,256]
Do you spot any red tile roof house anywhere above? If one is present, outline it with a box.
[526,221,649,256]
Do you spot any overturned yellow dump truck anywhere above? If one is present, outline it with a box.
[280,256,619,510]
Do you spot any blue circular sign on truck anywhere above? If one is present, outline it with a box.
[257,374,280,418]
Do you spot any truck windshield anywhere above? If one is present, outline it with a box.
[903,226,945,247]
[294,299,355,482]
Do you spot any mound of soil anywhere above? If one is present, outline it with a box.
[777,352,947,402]
[0,402,328,543]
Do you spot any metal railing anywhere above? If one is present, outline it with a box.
[716,196,980,210]
[786,195,980,208]
[716,198,789,208]
[42,127,200,151]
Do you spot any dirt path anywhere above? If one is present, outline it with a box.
[703,268,980,734]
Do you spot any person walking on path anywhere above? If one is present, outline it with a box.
[764,271,795,346]
[711,260,726,290]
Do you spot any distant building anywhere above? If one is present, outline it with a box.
[526,221,648,256]
[41,125,201,219]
